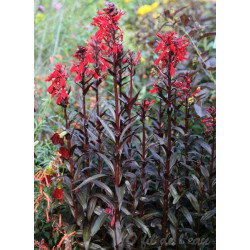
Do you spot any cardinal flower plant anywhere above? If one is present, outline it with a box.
[34,3,216,249]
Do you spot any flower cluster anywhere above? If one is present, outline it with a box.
[173,73,201,103]
[201,106,216,133]
[125,50,141,66]
[154,31,189,76]
[70,35,110,83]
[91,2,125,55]
[45,63,69,106]
[52,187,64,201]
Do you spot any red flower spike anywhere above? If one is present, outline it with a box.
[154,31,189,73]
[91,3,125,58]
[59,147,70,159]
[45,63,69,106]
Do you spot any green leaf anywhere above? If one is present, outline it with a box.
[197,140,212,155]
[194,104,206,117]
[98,153,115,176]
[92,180,114,198]
[93,193,113,207]
[141,212,160,221]
[172,126,185,135]
[169,185,180,204]
[89,243,105,250]
[83,224,91,250]
[131,217,151,237]
[97,116,115,142]
[201,209,216,221]
[76,191,87,210]
[168,210,178,227]
[91,212,108,237]
[201,165,209,178]
[87,197,98,221]
[186,192,200,212]
[120,117,138,142]
[64,190,73,206]
[180,206,195,227]
[115,185,125,210]
[74,174,107,190]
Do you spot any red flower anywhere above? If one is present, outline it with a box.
[201,106,216,134]
[144,99,155,111]
[105,205,115,227]
[45,63,69,106]
[52,188,64,201]
[59,147,70,159]
[154,31,189,75]
[137,99,155,114]
[51,133,64,146]
[149,84,159,94]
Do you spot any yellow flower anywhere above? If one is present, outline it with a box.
[140,56,146,64]
[188,97,194,104]
[151,2,160,9]
[124,0,133,2]
[137,2,160,16]
[34,13,45,23]
[137,5,152,16]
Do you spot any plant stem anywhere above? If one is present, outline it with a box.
[113,46,120,250]
[138,120,146,247]
[209,129,216,235]
[82,78,90,181]
[162,56,172,250]
[184,97,190,188]
[64,107,78,221]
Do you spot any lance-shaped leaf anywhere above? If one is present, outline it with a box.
[92,180,114,198]
[169,184,181,204]
[131,217,151,237]
[149,148,164,165]
[201,209,216,221]
[168,209,178,227]
[194,104,206,117]
[98,153,115,176]
[115,185,125,210]
[180,206,195,227]
[186,192,200,212]
[74,174,106,190]
[120,117,138,142]
[91,212,108,237]
[197,139,212,155]
[93,193,113,207]
[64,190,73,206]
[83,224,91,250]
[97,116,115,142]
[87,197,98,221]
[102,99,116,120]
